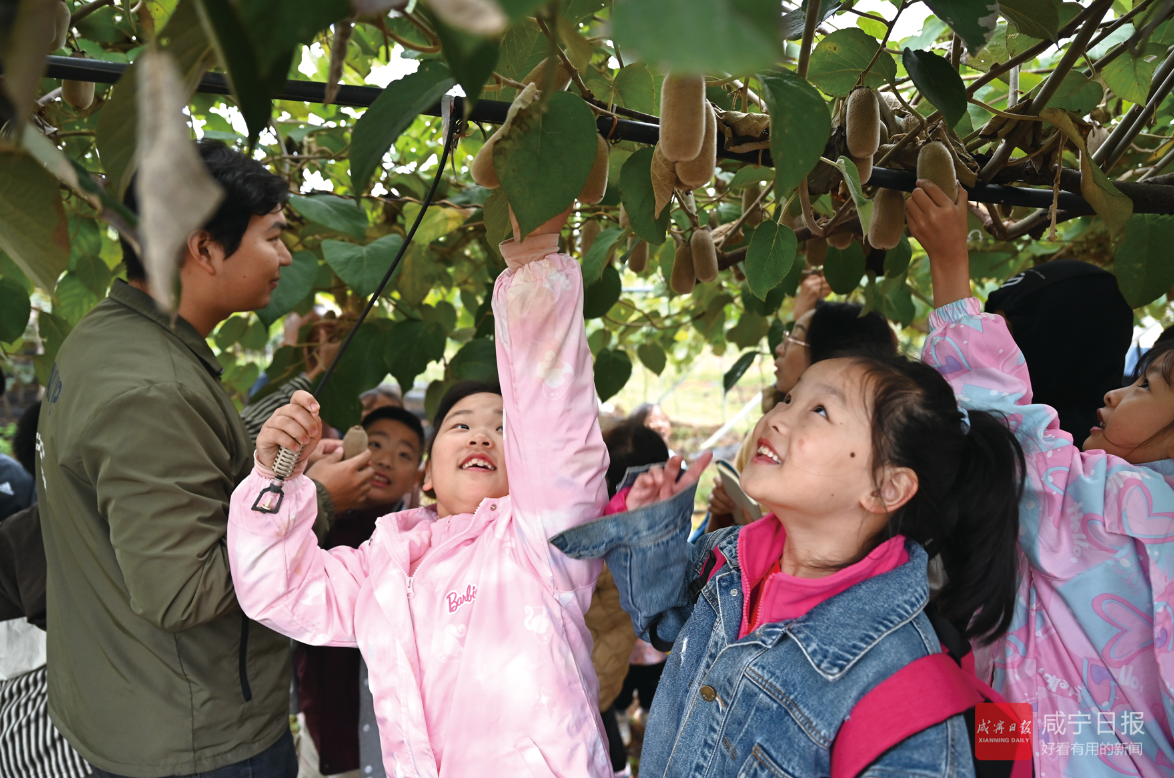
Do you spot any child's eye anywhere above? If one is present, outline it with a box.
[813,405,828,418]
[496,425,504,433]
[1141,378,1151,390]
[453,423,469,430]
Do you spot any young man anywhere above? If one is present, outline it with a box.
[37,141,313,778]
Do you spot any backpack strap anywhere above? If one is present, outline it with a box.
[830,653,984,778]
[687,549,723,604]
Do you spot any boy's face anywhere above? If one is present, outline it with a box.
[211,205,292,313]
[364,418,422,507]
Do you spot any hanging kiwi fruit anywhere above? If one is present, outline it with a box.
[867,189,906,250]
[581,219,601,254]
[628,241,649,273]
[49,0,70,52]
[670,237,696,294]
[806,238,828,267]
[521,57,574,93]
[742,183,763,227]
[916,141,958,200]
[659,73,707,162]
[675,105,717,190]
[827,231,855,249]
[578,134,609,204]
[691,228,718,283]
[845,87,881,159]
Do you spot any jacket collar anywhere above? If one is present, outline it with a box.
[714,531,929,679]
[107,280,224,379]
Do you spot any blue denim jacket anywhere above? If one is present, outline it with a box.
[550,471,975,778]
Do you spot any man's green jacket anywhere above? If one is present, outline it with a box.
[38,281,295,777]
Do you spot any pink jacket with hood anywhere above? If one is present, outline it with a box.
[227,235,611,778]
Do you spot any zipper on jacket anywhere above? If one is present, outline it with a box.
[405,575,414,598]
[239,612,253,702]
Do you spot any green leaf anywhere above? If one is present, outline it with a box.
[257,250,319,327]
[582,228,624,286]
[745,222,798,300]
[758,70,832,198]
[781,0,841,40]
[922,0,1000,53]
[1103,52,1156,106]
[449,338,499,383]
[317,319,394,429]
[637,342,666,375]
[400,204,470,246]
[386,319,447,394]
[808,29,897,97]
[902,49,968,129]
[431,14,500,110]
[1046,72,1104,115]
[884,236,913,278]
[612,0,783,75]
[767,318,786,353]
[322,235,405,299]
[494,91,597,237]
[584,264,622,319]
[1114,214,1174,307]
[999,0,1058,41]
[778,250,807,296]
[54,275,100,325]
[0,151,70,293]
[620,147,672,246]
[723,350,758,392]
[728,166,775,190]
[594,347,632,402]
[858,17,887,39]
[241,318,269,351]
[613,64,657,114]
[483,188,512,259]
[70,252,114,298]
[350,62,456,196]
[289,194,370,240]
[728,312,770,350]
[835,156,874,235]
[902,16,950,49]
[215,315,249,349]
[0,278,31,343]
[194,0,275,141]
[33,311,73,384]
[824,241,866,293]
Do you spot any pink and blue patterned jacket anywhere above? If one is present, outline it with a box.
[924,297,1174,777]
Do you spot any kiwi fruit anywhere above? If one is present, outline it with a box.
[628,241,648,273]
[691,228,718,282]
[471,135,499,188]
[916,141,958,200]
[619,205,629,230]
[670,238,696,294]
[806,237,827,267]
[675,105,717,190]
[521,57,573,93]
[846,88,881,159]
[1088,125,1109,156]
[581,219,601,254]
[902,113,921,135]
[851,154,873,186]
[867,188,906,250]
[659,74,707,162]
[827,231,855,249]
[342,425,369,460]
[49,0,70,52]
[742,183,763,227]
[578,134,609,204]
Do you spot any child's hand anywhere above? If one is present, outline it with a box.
[794,272,831,319]
[625,451,714,511]
[906,180,971,307]
[256,390,323,471]
[306,448,374,512]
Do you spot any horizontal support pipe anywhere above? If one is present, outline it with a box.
[32,55,1171,215]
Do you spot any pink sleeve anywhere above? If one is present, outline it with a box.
[494,236,609,588]
[227,468,372,647]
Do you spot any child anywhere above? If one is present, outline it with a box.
[555,351,1025,776]
[295,405,425,776]
[226,210,612,778]
[909,180,1174,776]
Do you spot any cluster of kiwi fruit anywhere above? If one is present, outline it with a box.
[830,86,960,252]
[48,0,96,110]
[657,74,719,294]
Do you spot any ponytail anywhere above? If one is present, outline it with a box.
[852,355,1025,645]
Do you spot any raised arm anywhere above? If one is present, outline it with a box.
[227,391,372,646]
[494,221,609,585]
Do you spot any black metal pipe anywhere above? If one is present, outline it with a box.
[31,54,1127,215]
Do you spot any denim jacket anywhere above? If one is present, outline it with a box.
[551,471,975,778]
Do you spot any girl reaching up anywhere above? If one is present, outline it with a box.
[226,209,614,778]
[910,180,1174,776]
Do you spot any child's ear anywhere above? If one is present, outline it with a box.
[421,459,433,493]
[862,466,919,515]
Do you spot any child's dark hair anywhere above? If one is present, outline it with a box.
[427,380,503,456]
[602,421,670,497]
[13,400,40,475]
[853,354,1025,644]
[808,301,897,364]
[121,140,289,281]
[362,405,426,455]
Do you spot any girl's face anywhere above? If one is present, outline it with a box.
[364,418,421,508]
[424,393,509,517]
[742,359,915,548]
[774,310,814,394]
[1086,364,1174,463]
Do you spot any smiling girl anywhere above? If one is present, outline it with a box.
[910,179,1174,777]
[226,211,613,778]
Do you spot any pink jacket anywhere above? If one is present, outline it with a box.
[227,235,611,778]
[924,298,1173,776]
